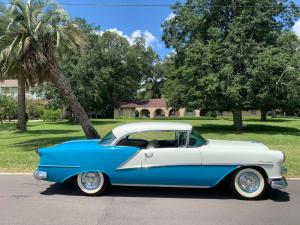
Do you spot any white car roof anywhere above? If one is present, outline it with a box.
[112,122,192,138]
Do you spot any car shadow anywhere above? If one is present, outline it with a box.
[40,181,290,202]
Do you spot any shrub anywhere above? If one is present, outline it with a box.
[0,95,17,121]
[41,109,62,122]
[204,111,217,117]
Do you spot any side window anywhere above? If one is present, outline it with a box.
[176,132,188,147]
[116,131,188,149]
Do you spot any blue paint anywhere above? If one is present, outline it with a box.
[36,139,238,187]
[141,165,238,187]
[37,139,141,183]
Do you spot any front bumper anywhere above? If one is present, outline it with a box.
[269,176,288,189]
[33,170,47,180]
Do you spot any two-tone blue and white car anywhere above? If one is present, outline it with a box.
[34,122,287,199]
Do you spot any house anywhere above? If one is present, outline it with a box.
[114,97,201,118]
[114,97,261,119]
[0,79,45,101]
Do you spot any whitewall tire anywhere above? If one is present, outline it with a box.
[75,171,109,196]
[230,168,266,200]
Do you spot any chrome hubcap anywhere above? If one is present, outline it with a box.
[238,172,260,193]
[81,172,101,190]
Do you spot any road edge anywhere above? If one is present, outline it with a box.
[0,173,300,180]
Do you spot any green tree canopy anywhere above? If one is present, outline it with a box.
[162,0,299,129]
[47,19,162,118]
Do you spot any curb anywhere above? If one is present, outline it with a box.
[0,173,300,180]
[0,173,32,175]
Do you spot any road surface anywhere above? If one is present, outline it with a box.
[0,175,299,225]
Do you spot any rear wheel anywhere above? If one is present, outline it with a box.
[75,171,109,196]
[230,168,266,200]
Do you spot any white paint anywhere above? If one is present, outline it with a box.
[112,122,192,139]
[201,140,284,179]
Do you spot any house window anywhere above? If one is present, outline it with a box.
[10,87,17,95]
[1,87,10,95]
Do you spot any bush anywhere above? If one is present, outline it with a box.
[41,109,62,122]
[204,111,217,117]
[0,95,17,122]
[27,101,46,119]
[151,116,218,120]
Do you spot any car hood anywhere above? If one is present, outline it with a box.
[207,139,269,151]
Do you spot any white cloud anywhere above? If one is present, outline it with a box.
[293,19,300,38]
[131,30,142,40]
[165,12,175,21]
[105,28,158,48]
[142,30,157,47]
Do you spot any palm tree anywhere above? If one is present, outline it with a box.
[0,0,100,138]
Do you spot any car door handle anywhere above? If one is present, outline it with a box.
[145,152,153,158]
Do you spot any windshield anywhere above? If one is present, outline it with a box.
[99,131,116,146]
[189,129,206,147]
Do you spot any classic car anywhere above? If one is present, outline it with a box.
[34,122,287,199]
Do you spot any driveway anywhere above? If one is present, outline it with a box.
[0,175,299,225]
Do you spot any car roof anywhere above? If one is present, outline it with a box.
[112,122,192,138]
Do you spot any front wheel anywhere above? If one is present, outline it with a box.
[230,168,266,200]
[75,171,109,196]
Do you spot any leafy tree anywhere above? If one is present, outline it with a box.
[138,60,167,100]
[162,0,299,130]
[56,19,160,117]
[250,31,300,120]
[0,0,99,138]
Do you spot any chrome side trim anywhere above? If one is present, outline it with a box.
[38,165,80,168]
[116,163,273,171]
[111,183,210,188]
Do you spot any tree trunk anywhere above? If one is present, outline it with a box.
[232,110,243,131]
[48,65,100,139]
[16,74,27,131]
[261,110,267,121]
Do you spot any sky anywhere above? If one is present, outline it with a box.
[61,0,300,59]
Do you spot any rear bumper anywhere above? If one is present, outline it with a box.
[269,176,288,189]
[33,170,47,180]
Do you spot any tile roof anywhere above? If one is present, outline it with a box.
[119,97,167,108]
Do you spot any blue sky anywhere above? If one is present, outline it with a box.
[61,0,300,59]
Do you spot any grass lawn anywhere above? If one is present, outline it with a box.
[0,118,299,177]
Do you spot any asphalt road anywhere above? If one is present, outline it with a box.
[0,175,299,225]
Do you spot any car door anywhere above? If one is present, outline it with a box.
[141,145,203,186]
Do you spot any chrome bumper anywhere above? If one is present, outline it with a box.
[269,177,288,189]
[33,170,47,180]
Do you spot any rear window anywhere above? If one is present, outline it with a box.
[189,129,206,147]
[99,131,116,145]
